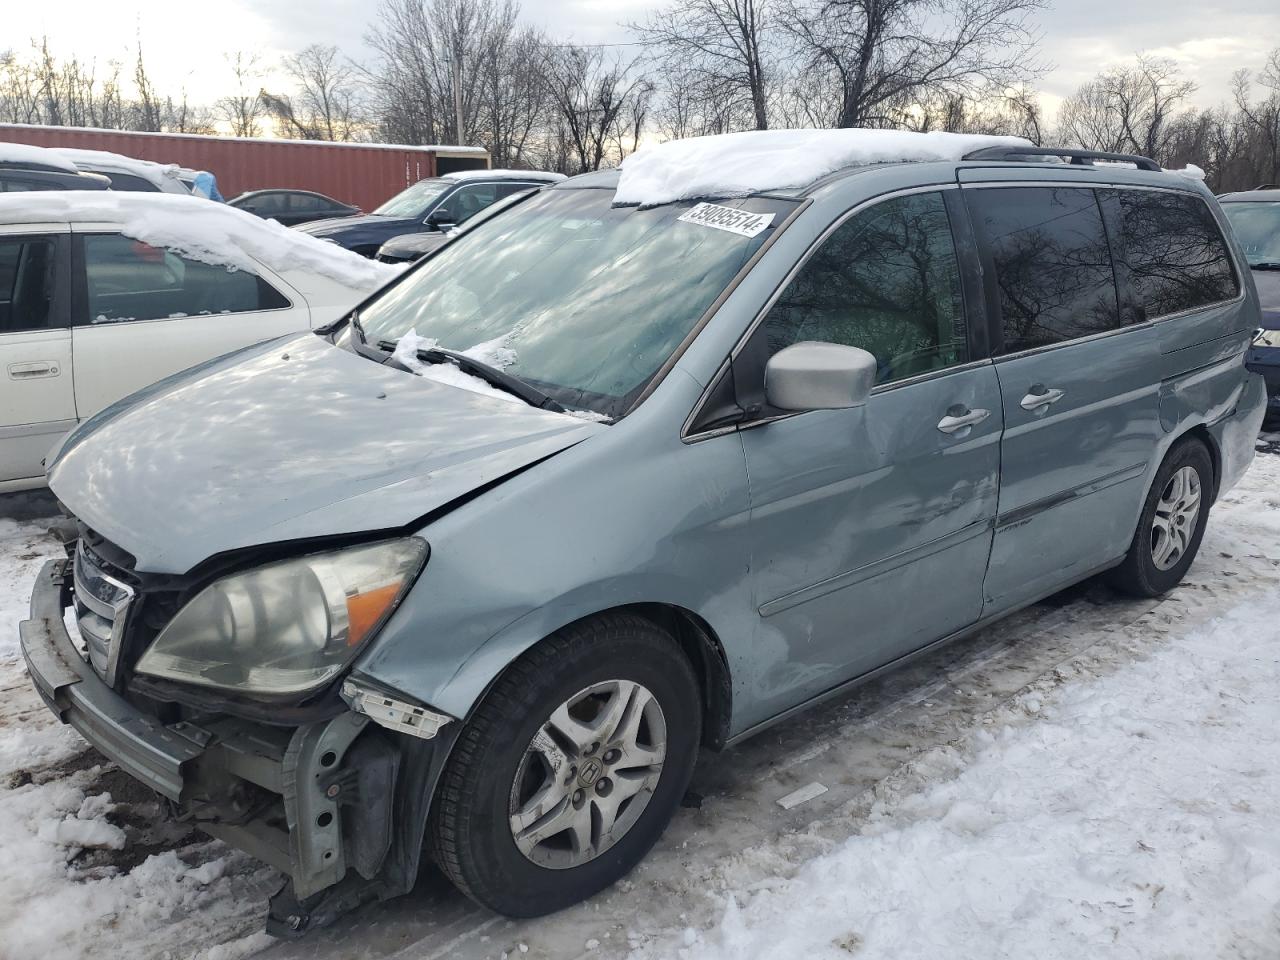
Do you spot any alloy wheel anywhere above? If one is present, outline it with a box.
[508,679,667,869]
[1150,465,1201,571]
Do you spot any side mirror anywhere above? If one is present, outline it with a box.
[764,341,877,412]
[425,209,455,228]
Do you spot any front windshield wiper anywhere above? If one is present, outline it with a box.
[1251,261,1280,270]
[377,339,567,413]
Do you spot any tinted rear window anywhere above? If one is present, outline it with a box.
[1115,190,1239,319]
[967,186,1120,354]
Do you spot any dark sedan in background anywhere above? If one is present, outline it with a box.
[375,185,540,263]
[297,170,563,257]
[228,189,360,226]
[1221,187,1280,426]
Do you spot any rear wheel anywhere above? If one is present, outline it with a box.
[429,613,701,917]
[1108,438,1213,597]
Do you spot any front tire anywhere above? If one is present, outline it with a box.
[1108,438,1213,597]
[429,612,701,917]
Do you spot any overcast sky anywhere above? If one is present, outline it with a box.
[8,0,1280,124]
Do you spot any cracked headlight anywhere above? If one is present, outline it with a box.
[135,538,428,697]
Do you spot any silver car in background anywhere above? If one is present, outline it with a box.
[21,142,1266,936]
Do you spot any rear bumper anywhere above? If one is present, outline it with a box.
[20,559,202,800]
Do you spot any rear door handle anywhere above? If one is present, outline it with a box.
[8,361,60,380]
[1020,386,1065,411]
[937,407,991,435]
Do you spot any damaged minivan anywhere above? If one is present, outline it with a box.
[20,131,1267,935]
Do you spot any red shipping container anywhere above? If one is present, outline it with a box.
[0,123,490,213]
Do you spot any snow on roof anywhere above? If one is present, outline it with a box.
[50,147,182,189]
[614,129,1036,207]
[441,168,566,182]
[0,141,79,174]
[0,191,399,292]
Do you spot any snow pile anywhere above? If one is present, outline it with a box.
[0,191,401,293]
[443,169,566,182]
[51,147,184,190]
[637,589,1280,959]
[0,141,79,173]
[391,330,523,405]
[1167,162,1207,181]
[615,129,1034,207]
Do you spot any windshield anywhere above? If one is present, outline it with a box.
[1222,201,1280,265]
[373,179,453,218]
[356,188,794,418]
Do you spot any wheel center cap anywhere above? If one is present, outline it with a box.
[578,757,603,787]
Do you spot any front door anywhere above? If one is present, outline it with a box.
[734,190,1003,726]
[0,225,75,485]
[69,230,309,418]
[962,183,1162,611]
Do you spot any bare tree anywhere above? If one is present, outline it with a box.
[540,44,652,173]
[1057,55,1196,160]
[264,44,366,141]
[216,51,265,137]
[1233,51,1280,185]
[780,0,1046,129]
[632,0,774,131]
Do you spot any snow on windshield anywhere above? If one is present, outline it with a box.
[50,147,182,188]
[614,129,1034,207]
[0,141,79,173]
[0,191,400,292]
[390,330,524,405]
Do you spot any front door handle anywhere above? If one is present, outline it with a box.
[8,361,60,380]
[937,406,991,435]
[1020,385,1065,411]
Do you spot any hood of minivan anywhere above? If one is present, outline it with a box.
[48,334,602,574]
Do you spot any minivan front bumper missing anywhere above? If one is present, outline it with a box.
[19,557,456,937]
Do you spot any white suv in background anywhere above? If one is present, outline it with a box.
[0,191,398,492]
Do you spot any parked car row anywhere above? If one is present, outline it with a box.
[13,131,1269,940]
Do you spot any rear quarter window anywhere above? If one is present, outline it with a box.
[1114,189,1239,320]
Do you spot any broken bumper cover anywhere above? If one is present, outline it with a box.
[20,557,461,935]
[20,558,202,801]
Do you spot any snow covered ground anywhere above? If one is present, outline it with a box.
[0,441,1278,960]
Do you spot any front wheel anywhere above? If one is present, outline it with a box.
[429,613,701,917]
[1108,438,1213,597]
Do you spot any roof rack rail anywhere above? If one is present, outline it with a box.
[961,145,1162,172]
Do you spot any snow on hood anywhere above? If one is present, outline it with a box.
[614,129,1035,207]
[50,147,183,189]
[0,191,400,292]
[0,141,79,173]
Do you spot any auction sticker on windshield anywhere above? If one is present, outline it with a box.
[677,202,775,238]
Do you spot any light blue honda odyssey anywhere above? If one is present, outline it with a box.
[20,136,1265,935]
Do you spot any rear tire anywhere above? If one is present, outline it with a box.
[429,612,701,917]
[1108,438,1213,597]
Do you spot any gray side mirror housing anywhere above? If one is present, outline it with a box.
[764,341,878,411]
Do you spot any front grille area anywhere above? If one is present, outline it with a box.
[72,539,137,683]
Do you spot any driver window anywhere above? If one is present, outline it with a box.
[760,191,968,385]
[435,183,501,225]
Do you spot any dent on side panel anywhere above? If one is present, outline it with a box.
[353,375,757,725]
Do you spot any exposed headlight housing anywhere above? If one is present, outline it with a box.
[1254,327,1280,348]
[135,538,428,697]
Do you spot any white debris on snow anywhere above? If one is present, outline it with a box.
[614,129,1034,207]
[631,499,1280,956]
[0,140,80,173]
[775,782,828,811]
[0,191,401,293]
[50,147,185,190]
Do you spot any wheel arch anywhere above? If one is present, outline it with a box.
[445,601,734,752]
